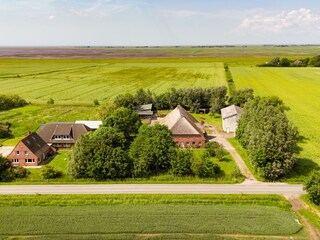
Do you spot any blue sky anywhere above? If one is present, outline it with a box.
[1,0,320,46]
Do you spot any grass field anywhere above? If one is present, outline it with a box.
[0,194,304,240]
[231,67,320,181]
[0,59,225,104]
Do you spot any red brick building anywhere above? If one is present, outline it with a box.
[8,132,55,167]
[157,105,207,148]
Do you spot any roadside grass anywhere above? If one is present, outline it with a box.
[0,105,99,146]
[8,149,244,184]
[227,138,263,181]
[299,195,320,230]
[0,194,293,207]
[0,194,303,239]
[231,66,320,182]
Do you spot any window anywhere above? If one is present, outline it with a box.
[25,159,35,163]
[24,151,28,155]
[186,142,190,146]
[198,142,202,146]
[16,151,20,155]
[192,141,196,146]
[13,159,19,163]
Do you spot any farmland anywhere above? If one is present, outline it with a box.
[0,194,305,240]
[231,67,320,181]
[0,59,225,104]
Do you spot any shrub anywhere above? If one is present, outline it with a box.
[93,99,100,106]
[0,94,27,111]
[192,154,221,178]
[304,170,320,205]
[41,166,62,179]
[14,166,30,179]
[171,150,193,177]
[0,156,14,181]
[205,141,221,157]
[47,98,55,104]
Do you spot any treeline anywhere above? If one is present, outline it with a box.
[237,96,299,181]
[258,56,320,67]
[113,87,254,114]
[68,108,237,180]
[0,94,27,111]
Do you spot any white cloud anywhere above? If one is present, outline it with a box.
[239,8,320,33]
[48,15,55,20]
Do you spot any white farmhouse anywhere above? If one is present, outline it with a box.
[221,105,243,133]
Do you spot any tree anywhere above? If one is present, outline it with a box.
[134,89,154,105]
[113,93,136,109]
[0,156,14,181]
[69,127,132,180]
[191,154,221,178]
[308,55,320,67]
[215,148,228,161]
[209,86,227,114]
[171,150,193,176]
[103,108,141,140]
[229,88,254,107]
[304,170,320,205]
[129,124,176,178]
[237,96,299,180]
[280,58,291,67]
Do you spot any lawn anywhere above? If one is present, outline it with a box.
[0,59,225,105]
[231,66,320,182]
[0,194,304,240]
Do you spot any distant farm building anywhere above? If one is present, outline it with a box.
[134,104,154,118]
[8,132,55,167]
[39,122,91,148]
[221,105,243,133]
[154,105,206,148]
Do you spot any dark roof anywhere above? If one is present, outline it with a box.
[39,122,90,144]
[21,132,52,157]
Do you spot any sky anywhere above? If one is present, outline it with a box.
[1,0,320,46]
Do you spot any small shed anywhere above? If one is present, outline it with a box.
[221,105,243,133]
[134,104,154,119]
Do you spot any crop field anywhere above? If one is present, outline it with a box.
[0,194,304,240]
[231,67,320,181]
[0,59,225,104]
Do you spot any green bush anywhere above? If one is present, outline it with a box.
[47,98,55,105]
[41,166,62,179]
[0,94,27,111]
[13,166,30,179]
[171,150,193,177]
[304,170,320,205]
[192,154,221,178]
[93,99,100,106]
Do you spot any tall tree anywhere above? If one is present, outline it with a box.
[237,96,299,180]
[129,124,176,177]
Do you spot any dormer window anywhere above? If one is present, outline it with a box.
[16,151,20,155]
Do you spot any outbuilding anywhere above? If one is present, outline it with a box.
[221,105,243,133]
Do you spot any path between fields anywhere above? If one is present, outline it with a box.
[285,195,320,240]
[206,124,255,181]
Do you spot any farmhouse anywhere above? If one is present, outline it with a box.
[155,105,206,148]
[134,104,154,118]
[221,105,243,133]
[39,122,90,148]
[8,132,55,167]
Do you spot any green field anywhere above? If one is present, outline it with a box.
[0,194,304,240]
[0,59,225,104]
[231,67,320,181]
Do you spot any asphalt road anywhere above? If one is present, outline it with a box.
[0,181,305,195]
